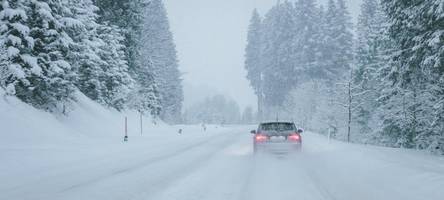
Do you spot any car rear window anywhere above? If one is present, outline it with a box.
[260,123,295,131]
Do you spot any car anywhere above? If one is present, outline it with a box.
[251,122,303,154]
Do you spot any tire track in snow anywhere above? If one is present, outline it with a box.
[239,152,337,200]
[135,134,241,199]
[145,132,254,200]
[236,154,256,200]
[299,161,338,200]
[57,131,240,198]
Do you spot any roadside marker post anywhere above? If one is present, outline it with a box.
[140,112,143,136]
[327,128,331,144]
[124,117,128,142]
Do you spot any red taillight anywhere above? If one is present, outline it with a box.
[255,134,268,142]
[288,134,301,142]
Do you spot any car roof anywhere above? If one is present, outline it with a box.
[260,122,294,125]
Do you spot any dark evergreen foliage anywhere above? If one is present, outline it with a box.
[1,0,183,118]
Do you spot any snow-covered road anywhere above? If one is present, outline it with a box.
[1,126,444,200]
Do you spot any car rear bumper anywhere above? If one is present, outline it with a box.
[254,141,302,153]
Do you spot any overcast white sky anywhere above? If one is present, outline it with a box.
[164,0,362,110]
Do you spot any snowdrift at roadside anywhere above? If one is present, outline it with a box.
[0,89,195,147]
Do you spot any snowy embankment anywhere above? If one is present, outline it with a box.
[0,89,236,200]
[1,89,444,200]
[0,89,217,147]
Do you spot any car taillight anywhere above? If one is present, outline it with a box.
[255,134,268,142]
[288,134,301,142]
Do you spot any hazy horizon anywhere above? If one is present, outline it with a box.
[164,0,363,110]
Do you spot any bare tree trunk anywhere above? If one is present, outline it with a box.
[258,72,264,122]
[348,79,352,143]
[347,69,353,143]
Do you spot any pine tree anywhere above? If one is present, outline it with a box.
[0,0,40,98]
[321,0,353,80]
[95,0,161,115]
[64,0,134,111]
[128,83,161,116]
[322,0,338,79]
[261,1,296,113]
[97,23,134,111]
[381,0,419,148]
[20,0,77,112]
[64,0,105,104]
[412,0,444,152]
[293,0,320,80]
[381,0,444,151]
[314,5,330,79]
[316,0,354,140]
[141,0,183,123]
[334,0,354,75]
[245,9,264,120]
[95,0,148,73]
[353,0,389,140]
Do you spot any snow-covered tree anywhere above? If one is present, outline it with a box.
[352,0,390,141]
[0,0,184,119]
[312,0,354,140]
[96,23,134,111]
[335,0,354,71]
[245,9,264,120]
[127,83,161,116]
[380,0,444,151]
[95,0,148,73]
[63,0,134,111]
[261,1,297,113]
[0,0,40,98]
[95,0,161,115]
[19,0,77,112]
[141,0,183,124]
[293,0,321,80]
[323,0,353,79]
[283,81,321,129]
[63,0,104,104]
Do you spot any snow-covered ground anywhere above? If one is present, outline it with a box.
[1,91,444,200]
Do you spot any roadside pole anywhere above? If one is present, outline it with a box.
[140,112,143,136]
[328,128,331,144]
[124,117,128,142]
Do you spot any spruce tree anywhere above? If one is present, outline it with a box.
[141,0,183,123]
[95,0,148,73]
[97,23,134,111]
[333,0,354,75]
[322,0,339,79]
[353,0,389,139]
[64,0,134,111]
[95,0,161,115]
[0,0,39,99]
[317,0,354,139]
[245,9,264,120]
[321,0,353,80]
[261,1,296,113]
[293,0,320,79]
[381,0,444,150]
[64,0,105,104]
[22,0,77,112]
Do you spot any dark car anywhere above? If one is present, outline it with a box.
[251,122,303,154]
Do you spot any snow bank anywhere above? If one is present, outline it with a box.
[0,89,215,147]
[0,89,79,146]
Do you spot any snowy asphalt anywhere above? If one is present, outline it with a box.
[1,126,444,200]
